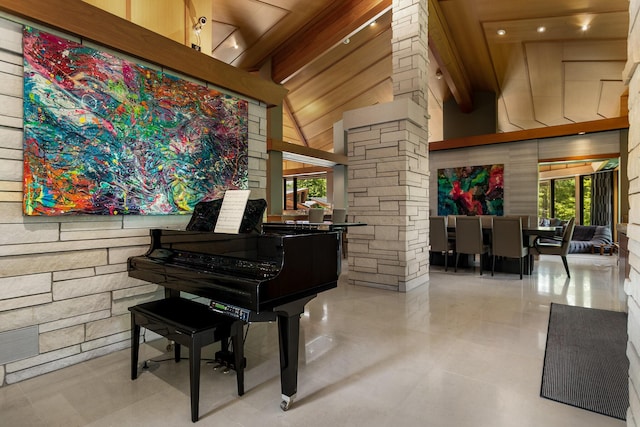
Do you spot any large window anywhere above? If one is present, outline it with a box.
[539,159,618,226]
[538,175,593,224]
[283,175,327,210]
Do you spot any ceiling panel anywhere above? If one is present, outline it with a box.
[598,80,627,117]
[85,0,630,154]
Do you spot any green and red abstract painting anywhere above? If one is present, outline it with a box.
[22,27,248,215]
[437,164,504,216]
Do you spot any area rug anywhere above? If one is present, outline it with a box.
[540,303,629,420]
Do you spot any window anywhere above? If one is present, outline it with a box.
[539,175,592,223]
[553,177,576,220]
[581,175,592,225]
[538,181,550,219]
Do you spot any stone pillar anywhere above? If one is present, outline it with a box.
[344,0,429,293]
[624,0,640,425]
[391,0,428,109]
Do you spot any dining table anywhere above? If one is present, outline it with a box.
[439,224,560,275]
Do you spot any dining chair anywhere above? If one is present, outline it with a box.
[429,216,455,271]
[491,217,528,279]
[533,217,576,277]
[454,216,490,274]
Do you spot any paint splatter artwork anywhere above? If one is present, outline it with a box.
[22,27,248,215]
[437,164,504,216]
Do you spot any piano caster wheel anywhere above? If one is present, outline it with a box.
[280,394,294,411]
[222,367,231,374]
[166,342,173,351]
[212,363,223,371]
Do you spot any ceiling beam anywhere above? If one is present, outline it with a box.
[429,116,629,151]
[427,0,473,113]
[268,139,348,166]
[270,0,392,84]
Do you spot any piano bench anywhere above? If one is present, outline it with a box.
[128,298,245,423]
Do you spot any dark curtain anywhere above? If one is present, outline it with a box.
[590,171,613,226]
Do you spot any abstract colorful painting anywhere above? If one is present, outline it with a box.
[22,27,248,215]
[437,164,504,216]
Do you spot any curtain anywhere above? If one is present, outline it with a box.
[590,171,613,226]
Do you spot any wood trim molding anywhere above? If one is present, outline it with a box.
[429,116,629,151]
[0,0,287,106]
[283,166,333,177]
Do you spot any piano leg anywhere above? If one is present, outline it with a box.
[131,315,140,380]
[231,320,245,396]
[274,295,316,411]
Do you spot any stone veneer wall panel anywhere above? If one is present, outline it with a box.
[0,15,267,385]
[346,100,429,292]
[626,0,640,424]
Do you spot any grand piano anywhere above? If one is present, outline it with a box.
[127,199,340,410]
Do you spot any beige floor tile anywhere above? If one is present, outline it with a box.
[0,254,627,426]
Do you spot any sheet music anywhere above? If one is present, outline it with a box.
[214,190,251,234]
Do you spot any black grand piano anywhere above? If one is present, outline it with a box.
[127,199,340,411]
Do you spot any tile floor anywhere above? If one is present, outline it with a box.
[0,254,628,426]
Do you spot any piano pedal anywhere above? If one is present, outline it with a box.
[213,350,247,372]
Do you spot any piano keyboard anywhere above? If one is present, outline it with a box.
[170,250,281,280]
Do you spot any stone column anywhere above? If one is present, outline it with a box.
[345,0,429,292]
[391,0,428,108]
[623,0,640,424]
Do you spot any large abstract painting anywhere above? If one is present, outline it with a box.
[22,27,248,216]
[437,164,504,216]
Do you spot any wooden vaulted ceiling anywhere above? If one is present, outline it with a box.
[83,0,630,159]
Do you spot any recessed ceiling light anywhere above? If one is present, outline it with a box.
[369,21,377,27]
[497,29,506,36]
[343,38,350,45]
[581,24,590,31]
[537,26,546,33]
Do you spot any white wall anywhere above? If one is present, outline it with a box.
[0,15,267,386]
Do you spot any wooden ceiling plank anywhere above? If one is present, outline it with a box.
[286,27,392,109]
[301,79,393,142]
[283,97,309,146]
[428,0,473,112]
[271,0,392,83]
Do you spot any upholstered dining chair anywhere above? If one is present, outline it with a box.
[533,217,576,278]
[491,217,528,279]
[430,216,455,271]
[454,216,490,275]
